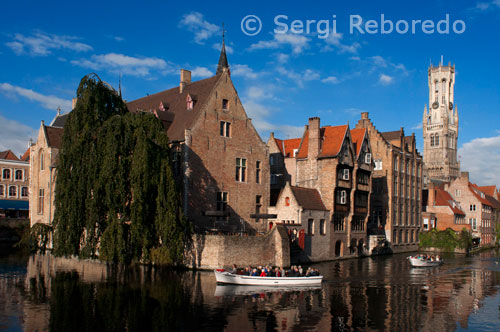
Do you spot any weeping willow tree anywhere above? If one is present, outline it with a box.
[53,74,190,264]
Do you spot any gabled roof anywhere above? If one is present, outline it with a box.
[290,186,328,211]
[274,138,301,157]
[0,150,19,161]
[469,184,492,207]
[485,195,500,209]
[21,148,30,161]
[127,75,220,141]
[50,113,69,128]
[435,188,465,215]
[296,124,348,159]
[477,185,497,197]
[350,128,366,157]
[381,130,401,142]
[44,126,64,149]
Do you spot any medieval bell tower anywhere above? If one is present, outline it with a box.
[423,59,460,182]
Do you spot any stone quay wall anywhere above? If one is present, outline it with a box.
[185,225,291,270]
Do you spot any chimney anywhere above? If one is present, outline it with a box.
[180,69,191,94]
[72,98,78,109]
[460,171,469,181]
[428,182,436,207]
[308,117,321,160]
[361,112,369,120]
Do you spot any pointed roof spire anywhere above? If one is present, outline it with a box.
[216,23,229,75]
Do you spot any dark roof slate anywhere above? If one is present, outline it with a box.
[127,75,220,141]
[291,186,328,211]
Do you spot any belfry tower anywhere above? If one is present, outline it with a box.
[423,59,460,182]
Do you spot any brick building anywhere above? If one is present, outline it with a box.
[422,181,467,232]
[29,113,66,228]
[127,41,270,233]
[355,112,423,252]
[0,149,30,220]
[268,117,373,260]
[447,172,496,246]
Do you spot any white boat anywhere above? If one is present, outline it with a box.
[214,270,323,286]
[214,284,322,297]
[407,256,443,267]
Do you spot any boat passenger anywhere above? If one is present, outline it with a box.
[298,266,303,276]
[230,264,238,274]
[275,267,281,277]
[251,268,259,276]
[260,269,267,277]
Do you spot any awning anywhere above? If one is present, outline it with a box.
[0,199,29,211]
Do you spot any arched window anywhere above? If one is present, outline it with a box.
[39,150,45,171]
[435,135,439,146]
[9,186,17,197]
[2,169,10,180]
[442,80,446,103]
[430,135,435,147]
[434,81,439,102]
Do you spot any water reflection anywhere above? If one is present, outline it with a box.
[1,250,499,331]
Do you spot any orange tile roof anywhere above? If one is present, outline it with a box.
[296,125,348,159]
[274,138,301,157]
[435,188,465,215]
[469,184,492,206]
[319,125,348,158]
[21,148,30,161]
[0,150,19,161]
[295,130,309,159]
[477,185,497,197]
[350,128,366,157]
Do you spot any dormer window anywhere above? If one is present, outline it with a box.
[364,153,371,164]
[222,99,229,110]
[186,95,194,110]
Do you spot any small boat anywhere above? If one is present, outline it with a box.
[214,270,323,286]
[407,256,443,267]
[214,284,322,297]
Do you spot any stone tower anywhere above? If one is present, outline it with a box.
[423,60,460,182]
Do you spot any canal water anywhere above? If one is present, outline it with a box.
[1,249,499,331]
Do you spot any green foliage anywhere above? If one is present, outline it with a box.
[419,228,472,251]
[53,74,190,265]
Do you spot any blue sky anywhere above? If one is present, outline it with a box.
[1,0,500,184]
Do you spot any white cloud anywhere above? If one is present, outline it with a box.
[190,66,213,78]
[5,31,92,56]
[212,42,233,54]
[459,134,500,185]
[179,12,220,44]
[321,76,340,84]
[244,100,304,139]
[0,114,37,156]
[411,122,423,130]
[241,87,303,140]
[231,64,259,79]
[71,53,174,77]
[249,33,310,55]
[277,67,320,86]
[379,74,394,85]
[0,83,72,111]
[276,53,290,63]
[343,108,366,117]
[321,32,360,54]
[475,0,500,11]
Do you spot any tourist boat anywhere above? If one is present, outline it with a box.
[407,256,443,267]
[214,284,322,297]
[214,270,323,286]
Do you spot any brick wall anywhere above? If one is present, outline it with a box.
[185,224,290,269]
